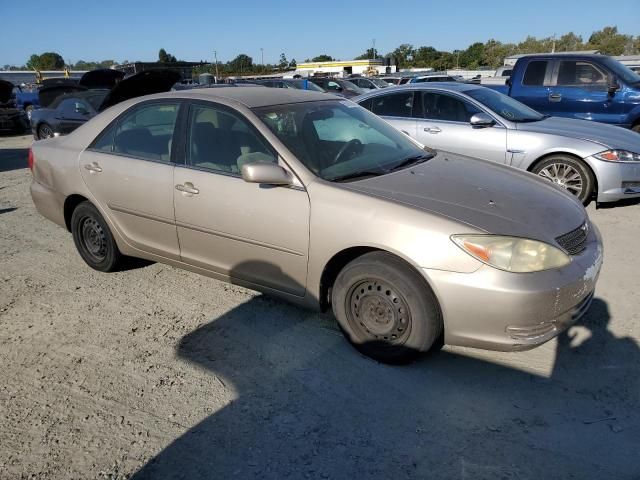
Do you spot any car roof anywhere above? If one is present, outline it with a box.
[393,83,477,92]
[170,86,336,107]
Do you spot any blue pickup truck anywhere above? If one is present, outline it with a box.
[486,54,640,132]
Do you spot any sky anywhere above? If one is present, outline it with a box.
[1,0,639,67]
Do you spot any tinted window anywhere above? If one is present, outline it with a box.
[188,104,276,174]
[91,122,116,152]
[465,88,545,123]
[556,61,607,87]
[370,92,414,117]
[59,98,80,115]
[422,92,481,122]
[523,61,548,86]
[113,103,179,161]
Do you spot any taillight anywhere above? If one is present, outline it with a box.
[28,148,34,171]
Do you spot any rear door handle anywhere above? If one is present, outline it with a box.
[423,126,442,134]
[84,162,102,173]
[549,93,562,102]
[175,183,199,195]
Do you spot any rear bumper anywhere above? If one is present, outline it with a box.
[425,224,603,351]
[586,156,640,202]
[30,179,67,230]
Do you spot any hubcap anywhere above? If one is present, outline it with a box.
[80,217,107,260]
[537,163,583,197]
[346,279,411,343]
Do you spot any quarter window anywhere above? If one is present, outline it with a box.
[523,61,548,86]
[370,92,414,118]
[556,61,607,87]
[112,103,179,161]
[422,92,481,123]
[187,104,276,174]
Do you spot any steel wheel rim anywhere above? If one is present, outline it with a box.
[537,163,584,197]
[39,125,54,139]
[345,279,412,344]
[80,216,107,261]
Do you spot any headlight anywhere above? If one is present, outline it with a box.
[451,235,571,273]
[594,150,640,162]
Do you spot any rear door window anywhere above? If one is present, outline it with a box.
[556,61,607,87]
[421,92,481,122]
[522,61,549,86]
[370,92,414,118]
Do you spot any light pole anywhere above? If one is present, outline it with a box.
[213,50,219,80]
[260,48,264,66]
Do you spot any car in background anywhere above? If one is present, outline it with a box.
[31,69,180,139]
[484,53,640,133]
[254,78,326,92]
[348,77,390,90]
[12,85,40,120]
[409,74,459,83]
[30,87,601,364]
[0,80,29,133]
[306,78,364,98]
[380,76,413,85]
[355,83,640,204]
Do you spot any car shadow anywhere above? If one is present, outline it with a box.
[0,148,29,172]
[130,262,639,479]
[0,207,17,215]
[596,197,640,209]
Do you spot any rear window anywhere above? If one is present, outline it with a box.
[369,92,414,118]
[522,61,548,86]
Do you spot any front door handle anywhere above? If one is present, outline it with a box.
[424,126,442,134]
[175,182,199,195]
[84,162,102,173]
[549,93,562,102]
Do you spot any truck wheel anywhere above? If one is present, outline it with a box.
[331,251,443,364]
[71,202,124,272]
[37,123,55,140]
[532,155,594,205]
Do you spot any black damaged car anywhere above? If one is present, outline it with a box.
[0,79,29,134]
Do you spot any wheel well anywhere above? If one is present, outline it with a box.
[527,152,598,195]
[63,194,89,231]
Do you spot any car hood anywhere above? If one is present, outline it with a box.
[344,152,586,244]
[38,84,88,108]
[98,69,181,111]
[79,69,125,90]
[0,79,14,104]
[517,116,640,152]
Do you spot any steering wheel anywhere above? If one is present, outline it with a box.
[333,139,363,165]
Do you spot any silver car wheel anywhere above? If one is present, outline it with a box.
[537,163,584,196]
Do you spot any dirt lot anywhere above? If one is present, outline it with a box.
[1,133,639,479]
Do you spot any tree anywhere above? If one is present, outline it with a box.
[278,53,288,70]
[158,48,177,63]
[311,55,334,62]
[228,54,253,73]
[459,42,485,69]
[355,48,378,60]
[26,52,65,70]
[587,26,633,55]
[555,32,584,52]
[289,58,297,69]
[388,44,414,68]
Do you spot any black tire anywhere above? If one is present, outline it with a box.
[531,155,595,206]
[331,251,443,364]
[37,123,55,140]
[70,202,123,272]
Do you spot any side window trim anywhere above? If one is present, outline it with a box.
[183,99,278,178]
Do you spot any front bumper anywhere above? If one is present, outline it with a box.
[586,156,640,203]
[425,224,603,351]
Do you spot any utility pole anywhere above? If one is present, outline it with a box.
[372,39,376,59]
[260,48,264,66]
[213,50,219,80]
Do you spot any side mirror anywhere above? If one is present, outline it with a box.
[608,80,620,96]
[470,112,496,128]
[241,162,293,186]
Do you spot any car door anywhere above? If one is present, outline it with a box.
[360,91,417,138]
[547,59,621,124]
[414,91,507,163]
[173,101,310,296]
[79,101,182,259]
[57,98,92,134]
[511,59,553,114]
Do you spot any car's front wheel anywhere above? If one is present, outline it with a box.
[71,202,123,272]
[37,123,55,140]
[532,155,594,205]
[331,252,443,364]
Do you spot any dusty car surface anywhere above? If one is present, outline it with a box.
[356,84,640,204]
[30,87,603,363]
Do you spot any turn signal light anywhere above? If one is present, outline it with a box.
[28,148,35,171]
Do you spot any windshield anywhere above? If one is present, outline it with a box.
[85,92,108,110]
[289,80,326,92]
[465,87,546,122]
[254,100,429,181]
[339,80,365,94]
[600,56,640,85]
[370,78,390,88]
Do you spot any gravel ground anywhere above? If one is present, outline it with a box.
[0,134,639,479]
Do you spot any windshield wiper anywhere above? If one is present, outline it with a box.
[326,170,386,183]
[387,153,435,173]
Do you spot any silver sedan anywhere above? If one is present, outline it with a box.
[355,84,640,204]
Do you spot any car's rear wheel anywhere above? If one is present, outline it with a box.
[532,155,594,205]
[37,123,54,140]
[71,202,123,272]
[331,251,443,364]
